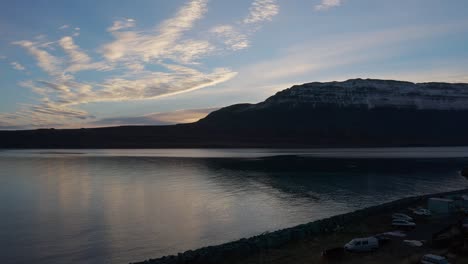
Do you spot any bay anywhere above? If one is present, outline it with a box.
[1,147,467,264]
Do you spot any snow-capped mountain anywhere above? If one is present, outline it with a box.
[264,79,468,110]
[2,79,468,148]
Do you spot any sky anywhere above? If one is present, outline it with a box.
[0,0,467,129]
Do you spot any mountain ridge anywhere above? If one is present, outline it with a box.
[1,79,468,148]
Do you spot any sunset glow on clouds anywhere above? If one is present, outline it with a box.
[0,0,467,129]
[1,0,278,128]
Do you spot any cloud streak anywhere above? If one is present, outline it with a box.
[210,0,279,51]
[87,107,217,127]
[244,0,279,24]
[211,25,249,50]
[234,21,468,93]
[11,61,25,71]
[107,18,136,32]
[13,40,61,76]
[102,0,209,63]
[315,0,342,11]
[59,36,110,72]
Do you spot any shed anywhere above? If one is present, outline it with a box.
[461,195,468,211]
[428,198,454,214]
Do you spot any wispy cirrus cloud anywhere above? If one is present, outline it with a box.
[5,0,277,129]
[59,36,90,66]
[210,0,279,51]
[243,0,279,24]
[11,61,25,71]
[107,18,136,32]
[211,25,249,51]
[87,107,218,127]
[27,100,93,120]
[81,66,237,103]
[13,40,62,76]
[59,36,110,72]
[102,0,210,63]
[234,21,468,93]
[315,0,342,11]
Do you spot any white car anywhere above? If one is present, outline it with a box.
[421,254,450,264]
[392,213,413,221]
[413,208,431,216]
[344,237,379,252]
[392,219,416,227]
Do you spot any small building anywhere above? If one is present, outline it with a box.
[451,195,468,212]
[428,198,454,214]
[460,195,468,211]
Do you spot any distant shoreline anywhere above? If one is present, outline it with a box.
[3,147,468,160]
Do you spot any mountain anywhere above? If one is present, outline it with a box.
[1,79,468,148]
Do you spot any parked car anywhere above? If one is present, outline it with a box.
[421,254,450,264]
[374,234,392,245]
[413,208,432,216]
[344,237,378,252]
[392,219,416,227]
[392,213,413,221]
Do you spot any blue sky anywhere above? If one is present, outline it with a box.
[1,0,467,129]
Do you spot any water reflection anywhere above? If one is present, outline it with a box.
[0,151,467,264]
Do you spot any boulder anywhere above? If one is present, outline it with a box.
[461,167,468,178]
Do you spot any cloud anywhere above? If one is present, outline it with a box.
[0,99,94,129]
[11,61,26,71]
[59,24,70,30]
[59,36,109,72]
[234,21,468,91]
[150,107,218,123]
[59,36,90,65]
[0,115,29,130]
[88,107,217,127]
[27,100,93,120]
[5,0,276,129]
[210,0,279,51]
[36,80,71,92]
[87,66,237,103]
[13,40,61,76]
[102,0,209,63]
[73,27,80,36]
[243,0,279,24]
[21,64,236,105]
[107,18,136,32]
[211,25,249,50]
[315,0,342,11]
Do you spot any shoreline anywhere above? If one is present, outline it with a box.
[132,188,468,264]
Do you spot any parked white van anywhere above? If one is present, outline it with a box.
[421,254,450,264]
[344,237,378,252]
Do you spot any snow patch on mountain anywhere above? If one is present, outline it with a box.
[265,79,468,110]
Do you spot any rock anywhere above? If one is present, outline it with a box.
[461,167,468,178]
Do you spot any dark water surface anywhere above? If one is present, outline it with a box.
[1,148,468,264]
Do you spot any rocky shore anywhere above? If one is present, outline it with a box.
[131,188,468,264]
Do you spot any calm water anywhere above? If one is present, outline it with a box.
[1,148,468,264]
